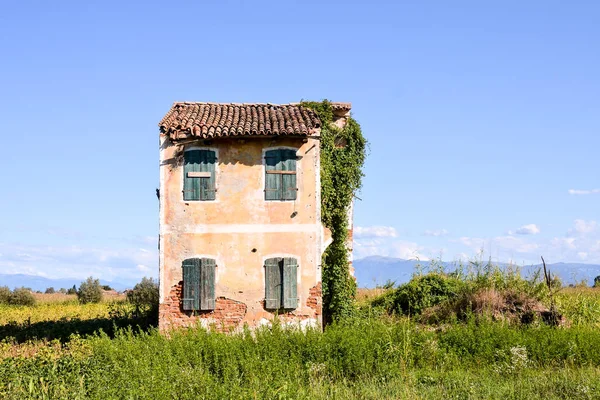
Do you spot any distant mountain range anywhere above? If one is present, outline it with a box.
[0,274,132,292]
[3,257,599,292]
[354,256,600,288]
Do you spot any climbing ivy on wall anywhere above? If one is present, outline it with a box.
[301,100,367,323]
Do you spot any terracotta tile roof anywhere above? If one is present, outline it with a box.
[159,102,328,140]
[331,102,352,111]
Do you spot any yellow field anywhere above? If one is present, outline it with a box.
[0,292,125,325]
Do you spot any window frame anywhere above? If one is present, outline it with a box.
[181,257,217,311]
[263,146,299,201]
[182,147,219,202]
[263,255,299,310]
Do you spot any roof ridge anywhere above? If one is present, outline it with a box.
[170,101,352,109]
[173,102,297,107]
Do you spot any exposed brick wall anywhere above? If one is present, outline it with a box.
[160,280,323,332]
[160,281,247,333]
[307,282,322,317]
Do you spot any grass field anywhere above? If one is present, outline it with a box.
[1,282,599,399]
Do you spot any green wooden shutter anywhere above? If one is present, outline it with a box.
[281,150,297,200]
[199,151,216,201]
[183,151,201,201]
[182,258,201,310]
[184,150,216,201]
[282,257,298,309]
[200,258,216,310]
[265,257,282,309]
[265,150,282,200]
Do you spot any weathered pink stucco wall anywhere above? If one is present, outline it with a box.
[158,136,324,332]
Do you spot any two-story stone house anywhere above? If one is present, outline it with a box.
[158,102,352,331]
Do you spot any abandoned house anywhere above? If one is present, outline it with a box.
[158,102,354,331]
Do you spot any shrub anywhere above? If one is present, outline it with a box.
[0,286,10,304]
[59,288,67,294]
[372,273,463,316]
[594,276,600,288]
[45,287,56,294]
[101,285,113,291]
[77,277,103,304]
[8,287,36,306]
[67,285,77,295]
[127,277,159,312]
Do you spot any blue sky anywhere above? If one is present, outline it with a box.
[0,1,599,283]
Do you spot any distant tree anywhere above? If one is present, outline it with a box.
[594,276,600,288]
[101,285,113,291]
[550,275,562,289]
[67,285,77,295]
[8,287,36,306]
[575,279,589,288]
[77,277,103,304]
[0,286,10,304]
[59,288,67,294]
[45,287,56,294]
[127,277,159,312]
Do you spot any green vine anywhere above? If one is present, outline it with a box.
[301,100,367,323]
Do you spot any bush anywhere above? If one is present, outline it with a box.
[59,288,67,294]
[0,286,10,304]
[45,287,56,294]
[127,277,159,312]
[8,287,36,306]
[77,277,103,304]
[372,273,463,316]
[101,285,113,291]
[67,285,77,295]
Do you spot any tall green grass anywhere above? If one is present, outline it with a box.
[2,318,600,399]
[2,262,600,399]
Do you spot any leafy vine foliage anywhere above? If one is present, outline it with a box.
[302,100,367,323]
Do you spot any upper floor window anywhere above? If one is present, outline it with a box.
[183,149,216,201]
[264,149,297,201]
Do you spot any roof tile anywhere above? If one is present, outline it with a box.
[159,102,325,140]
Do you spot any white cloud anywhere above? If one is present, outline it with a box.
[353,236,438,261]
[569,189,600,195]
[390,240,430,261]
[354,226,398,238]
[456,237,485,248]
[577,220,598,234]
[0,242,157,282]
[423,229,449,237]
[453,252,470,261]
[514,224,540,235]
[551,237,577,250]
[353,238,387,259]
[493,236,540,253]
[569,219,598,236]
[136,264,151,272]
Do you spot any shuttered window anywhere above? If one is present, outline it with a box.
[182,258,216,311]
[265,149,297,201]
[264,257,298,310]
[183,150,216,201]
